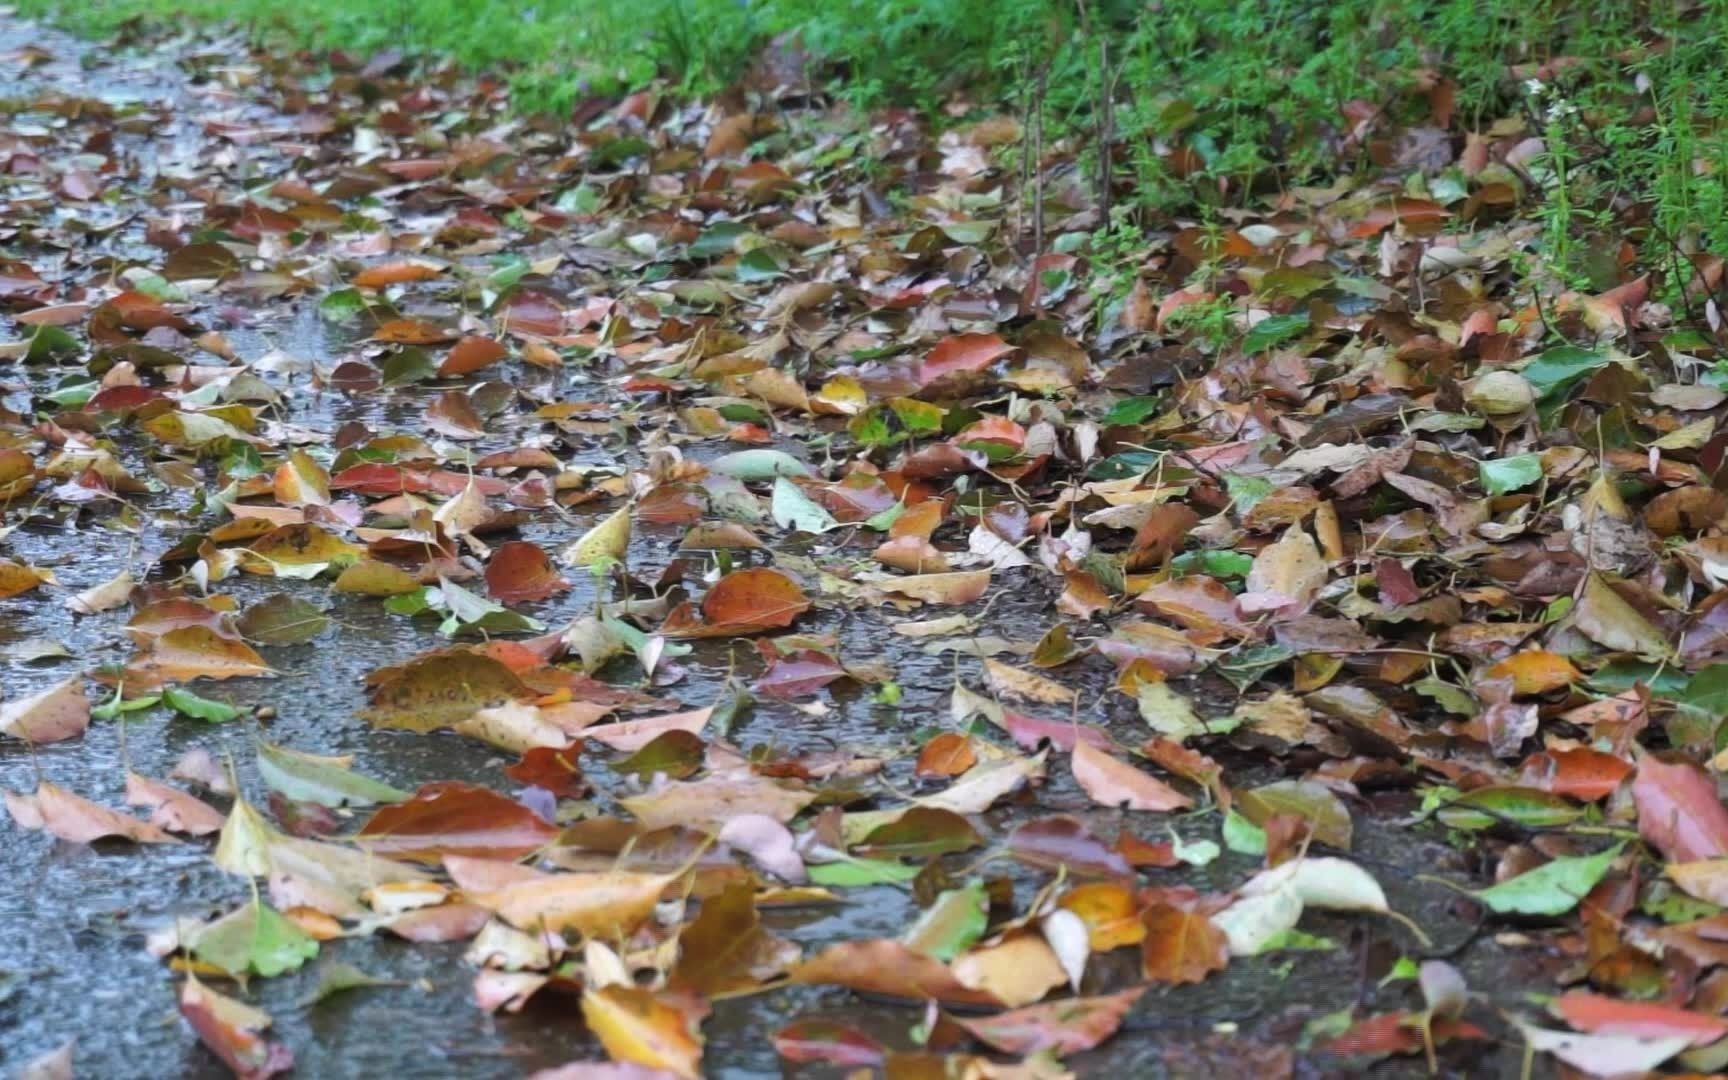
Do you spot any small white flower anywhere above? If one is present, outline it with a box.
[1545,100,1577,122]
[1524,78,1546,96]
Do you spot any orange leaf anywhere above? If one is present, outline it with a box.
[663,567,811,638]
[370,317,455,345]
[1140,903,1228,984]
[440,335,509,376]
[125,626,274,686]
[1486,650,1581,696]
[1060,882,1147,950]
[352,261,443,288]
[915,733,978,778]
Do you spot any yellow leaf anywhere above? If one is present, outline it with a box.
[562,504,631,568]
[580,986,703,1079]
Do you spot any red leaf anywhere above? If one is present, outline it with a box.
[1555,991,1728,1047]
[486,541,570,604]
[1632,755,1728,863]
[958,986,1147,1055]
[355,781,557,862]
[773,1019,885,1067]
[1008,815,1133,878]
[504,745,588,798]
[916,332,1014,386]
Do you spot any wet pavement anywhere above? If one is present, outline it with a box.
[0,14,1559,1077]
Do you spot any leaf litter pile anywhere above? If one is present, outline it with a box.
[14,18,1728,1080]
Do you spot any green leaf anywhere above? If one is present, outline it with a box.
[384,587,436,617]
[257,740,408,807]
[688,220,749,260]
[298,961,399,1006]
[770,476,839,533]
[1237,780,1353,849]
[1100,394,1163,426]
[191,901,320,977]
[1479,453,1543,496]
[1170,831,1220,866]
[436,578,544,636]
[1590,660,1690,697]
[1223,808,1267,855]
[902,882,988,961]
[26,324,79,363]
[614,730,706,780]
[1216,643,1294,691]
[380,347,436,387]
[92,690,161,722]
[236,594,330,645]
[1434,786,1583,831]
[1379,955,1421,985]
[808,855,922,887]
[1412,676,1477,717]
[1259,928,1337,952]
[163,685,242,723]
[1224,472,1275,513]
[1521,345,1610,422]
[1242,311,1310,354]
[1520,345,1610,398]
[708,449,810,480]
[1171,549,1254,580]
[735,247,787,283]
[1676,664,1728,717]
[318,287,367,324]
[1469,842,1623,915]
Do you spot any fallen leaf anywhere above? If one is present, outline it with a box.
[1071,742,1192,812]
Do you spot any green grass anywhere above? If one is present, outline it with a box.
[18,0,1728,308]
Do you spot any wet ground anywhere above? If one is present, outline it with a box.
[0,15,1565,1078]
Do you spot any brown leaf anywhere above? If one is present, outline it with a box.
[125,626,275,686]
[0,675,89,744]
[441,335,509,376]
[473,869,676,936]
[125,773,225,836]
[1008,815,1134,878]
[504,746,588,798]
[791,939,1003,1007]
[362,650,534,732]
[668,882,799,995]
[5,782,178,844]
